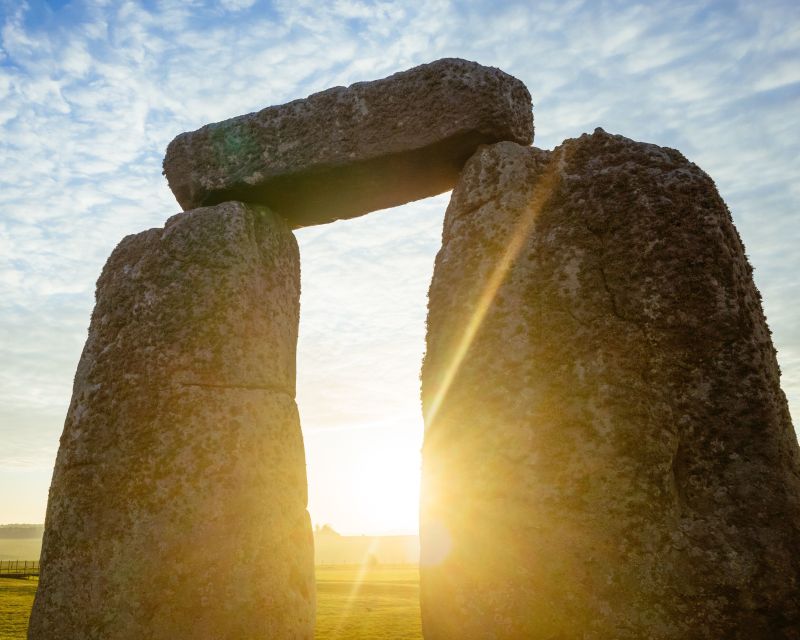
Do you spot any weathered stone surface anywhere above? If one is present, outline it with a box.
[29,202,314,639]
[163,58,533,228]
[420,131,800,639]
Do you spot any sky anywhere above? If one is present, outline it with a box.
[1,0,798,535]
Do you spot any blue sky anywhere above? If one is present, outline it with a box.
[1,0,798,532]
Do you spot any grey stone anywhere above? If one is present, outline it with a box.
[162,58,533,228]
[420,131,800,639]
[29,202,314,640]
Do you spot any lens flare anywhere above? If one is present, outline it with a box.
[419,519,452,567]
[423,159,560,429]
[327,536,381,639]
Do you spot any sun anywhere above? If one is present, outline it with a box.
[304,417,422,536]
[350,445,421,534]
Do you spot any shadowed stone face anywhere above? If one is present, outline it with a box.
[28,202,314,640]
[163,58,533,228]
[420,132,800,639]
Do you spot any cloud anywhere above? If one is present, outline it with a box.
[295,194,447,431]
[219,0,257,11]
[0,0,798,525]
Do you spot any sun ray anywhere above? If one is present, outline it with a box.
[327,536,381,640]
[423,157,560,430]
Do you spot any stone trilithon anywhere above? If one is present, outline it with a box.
[29,56,800,640]
[420,130,800,639]
[30,58,534,640]
[31,57,534,640]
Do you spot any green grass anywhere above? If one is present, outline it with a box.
[315,565,421,639]
[0,566,421,640]
[0,577,37,640]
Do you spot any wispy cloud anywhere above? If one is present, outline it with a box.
[0,0,797,524]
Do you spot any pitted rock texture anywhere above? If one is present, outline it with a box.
[420,131,800,639]
[163,58,533,228]
[28,202,314,640]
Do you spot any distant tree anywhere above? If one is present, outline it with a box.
[316,524,340,537]
[0,524,44,539]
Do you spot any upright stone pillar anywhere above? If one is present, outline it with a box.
[420,130,800,639]
[29,202,314,639]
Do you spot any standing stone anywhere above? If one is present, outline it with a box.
[163,58,533,228]
[420,130,800,639]
[29,202,314,640]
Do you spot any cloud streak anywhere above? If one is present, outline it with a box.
[0,0,797,525]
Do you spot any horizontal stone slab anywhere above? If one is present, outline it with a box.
[163,58,533,228]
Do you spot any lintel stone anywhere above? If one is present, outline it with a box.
[163,58,533,228]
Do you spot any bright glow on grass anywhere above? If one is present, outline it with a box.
[327,537,381,640]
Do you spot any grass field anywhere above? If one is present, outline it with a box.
[0,566,421,639]
[0,577,37,640]
[316,565,421,639]
[0,541,41,563]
